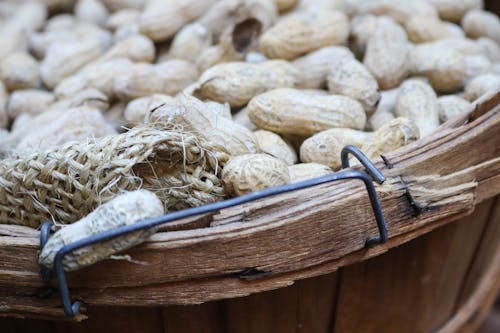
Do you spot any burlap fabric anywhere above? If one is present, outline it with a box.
[0,126,229,228]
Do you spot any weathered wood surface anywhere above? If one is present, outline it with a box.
[0,93,498,319]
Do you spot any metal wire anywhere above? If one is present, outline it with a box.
[40,145,388,317]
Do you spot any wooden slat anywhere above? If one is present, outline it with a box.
[332,200,494,333]
[436,198,500,333]
[223,272,338,333]
[162,302,223,333]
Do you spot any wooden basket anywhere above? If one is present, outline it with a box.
[0,91,499,333]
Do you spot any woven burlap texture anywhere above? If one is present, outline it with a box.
[0,126,229,228]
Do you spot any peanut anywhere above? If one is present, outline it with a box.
[194,60,298,107]
[395,79,440,138]
[164,23,212,63]
[0,52,39,91]
[438,95,471,123]
[327,56,380,114]
[259,7,349,60]
[7,90,55,119]
[147,95,259,156]
[222,153,290,196]
[0,81,7,128]
[363,16,410,89]
[233,107,258,131]
[254,129,297,165]
[368,88,398,130]
[427,0,483,22]
[462,9,500,44]
[39,190,164,272]
[464,74,500,102]
[404,16,464,43]
[348,0,438,24]
[113,60,199,101]
[139,0,216,42]
[361,117,420,160]
[75,0,109,27]
[292,46,354,89]
[409,42,467,92]
[300,128,373,170]
[248,88,366,136]
[288,163,332,183]
[124,94,176,126]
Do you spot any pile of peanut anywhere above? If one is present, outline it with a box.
[0,0,499,198]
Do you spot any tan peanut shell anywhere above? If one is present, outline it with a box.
[233,107,258,131]
[194,60,298,107]
[327,56,380,114]
[349,14,379,58]
[139,0,216,42]
[464,74,500,102]
[292,46,354,89]
[426,0,483,22]
[248,88,366,137]
[40,34,112,88]
[198,0,277,43]
[476,37,500,62]
[438,95,471,123]
[0,2,47,59]
[15,107,117,153]
[39,190,164,271]
[55,58,134,98]
[464,55,491,81]
[288,163,332,183]
[113,60,199,101]
[75,0,109,27]
[106,9,140,31]
[100,34,155,63]
[361,117,420,160]
[147,95,258,156]
[222,153,290,196]
[164,23,212,63]
[254,130,297,165]
[409,42,467,93]
[368,88,398,131]
[348,0,438,24]
[259,7,349,60]
[300,128,373,170]
[363,16,410,90]
[104,102,127,130]
[0,52,39,91]
[395,79,440,138]
[462,9,500,44]
[68,88,110,112]
[7,90,55,119]
[124,94,176,126]
[404,16,462,43]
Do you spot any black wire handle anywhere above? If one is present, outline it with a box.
[39,145,388,317]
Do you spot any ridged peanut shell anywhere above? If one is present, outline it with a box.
[438,95,471,123]
[164,23,212,63]
[363,17,410,89]
[300,128,373,170]
[288,163,332,183]
[395,79,439,138]
[194,60,298,107]
[462,9,500,44]
[361,117,420,160]
[222,154,290,196]
[254,130,297,165]
[7,90,55,119]
[426,0,482,22]
[39,190,164,271]
[368,88,398,131]
[404,16,463,43]
[464,74,500,102]
[327,57,380,114]
[292,46,353,89]
[259,8,349,60]
[248,88,366,136]
[0,52,39,91]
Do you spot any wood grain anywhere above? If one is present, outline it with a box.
[0,94,498,319]
[332,199,495,333]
